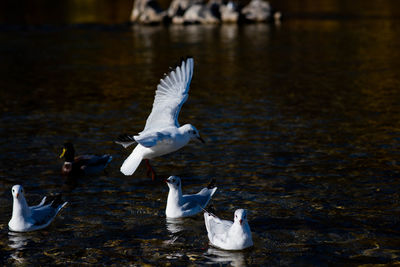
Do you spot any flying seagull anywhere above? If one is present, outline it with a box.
[116,57,204,180]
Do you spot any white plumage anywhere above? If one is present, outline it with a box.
[142,58,193,133]
[165,176,217,218]
[8,185,67,232]
[204,209,253,250]
[118,58,204,178]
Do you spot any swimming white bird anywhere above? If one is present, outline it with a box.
[116,57,204,180]
[165,176,217,218]
[8,185,68,232]
[204,209,253,250]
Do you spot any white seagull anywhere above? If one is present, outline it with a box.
[8,185,68,232]
[204,209,253,250]
[116,57,204,180]
[165,176,217,218]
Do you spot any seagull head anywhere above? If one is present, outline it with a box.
[11,185,24,199]
[60,142,75,162]
[165,176,181,189]
[182,124,205,144]
[234,209,248,226]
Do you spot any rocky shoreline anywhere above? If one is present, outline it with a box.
[130,0,281,25]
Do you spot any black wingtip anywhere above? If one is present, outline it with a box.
[207,204,216,214]
[116,133,135,143]
[203,204,217,217]
[207,178,216,189]
[50,194,65,208]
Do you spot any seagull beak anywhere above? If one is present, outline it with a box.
[239,219,243,225]
[16,193,19,198]
[59,148,66,158]
[197,136,205,144]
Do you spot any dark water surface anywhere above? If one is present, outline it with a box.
[1,1,400,265]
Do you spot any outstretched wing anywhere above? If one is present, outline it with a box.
[140,57,194,134]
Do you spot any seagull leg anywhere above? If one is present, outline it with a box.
[201,242,209,250]
[145,159,157,180]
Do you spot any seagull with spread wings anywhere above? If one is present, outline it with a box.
[116,58,204,180]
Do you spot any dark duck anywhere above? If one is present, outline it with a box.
[59,142,112,177]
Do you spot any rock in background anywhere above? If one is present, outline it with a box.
[130,0,167,24]
[130,0,281,24]
[220,1,239,23]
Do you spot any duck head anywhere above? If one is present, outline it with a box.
[60,142,75,162]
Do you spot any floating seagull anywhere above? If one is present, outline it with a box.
[8,185,68,232]
[60,142,112,177]
[116,57,204,180]
[204,209,253,250]
[165,176,217,218]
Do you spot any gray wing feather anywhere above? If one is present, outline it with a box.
[31,201,67,226]
[205,212,233,236]
[181,187,217,211]
[31,206,58,226]
[181,196,203,211]
[30,196,47,209]
[140,58,194,134]
[134,131,173,148]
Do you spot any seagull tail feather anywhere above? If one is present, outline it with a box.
[120,147,143,176]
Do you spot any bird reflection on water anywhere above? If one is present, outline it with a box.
[8,231,31,264]
[165,217,185,245]
[205,247,248,267]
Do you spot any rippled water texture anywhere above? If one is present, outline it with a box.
[1,1,400,265]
